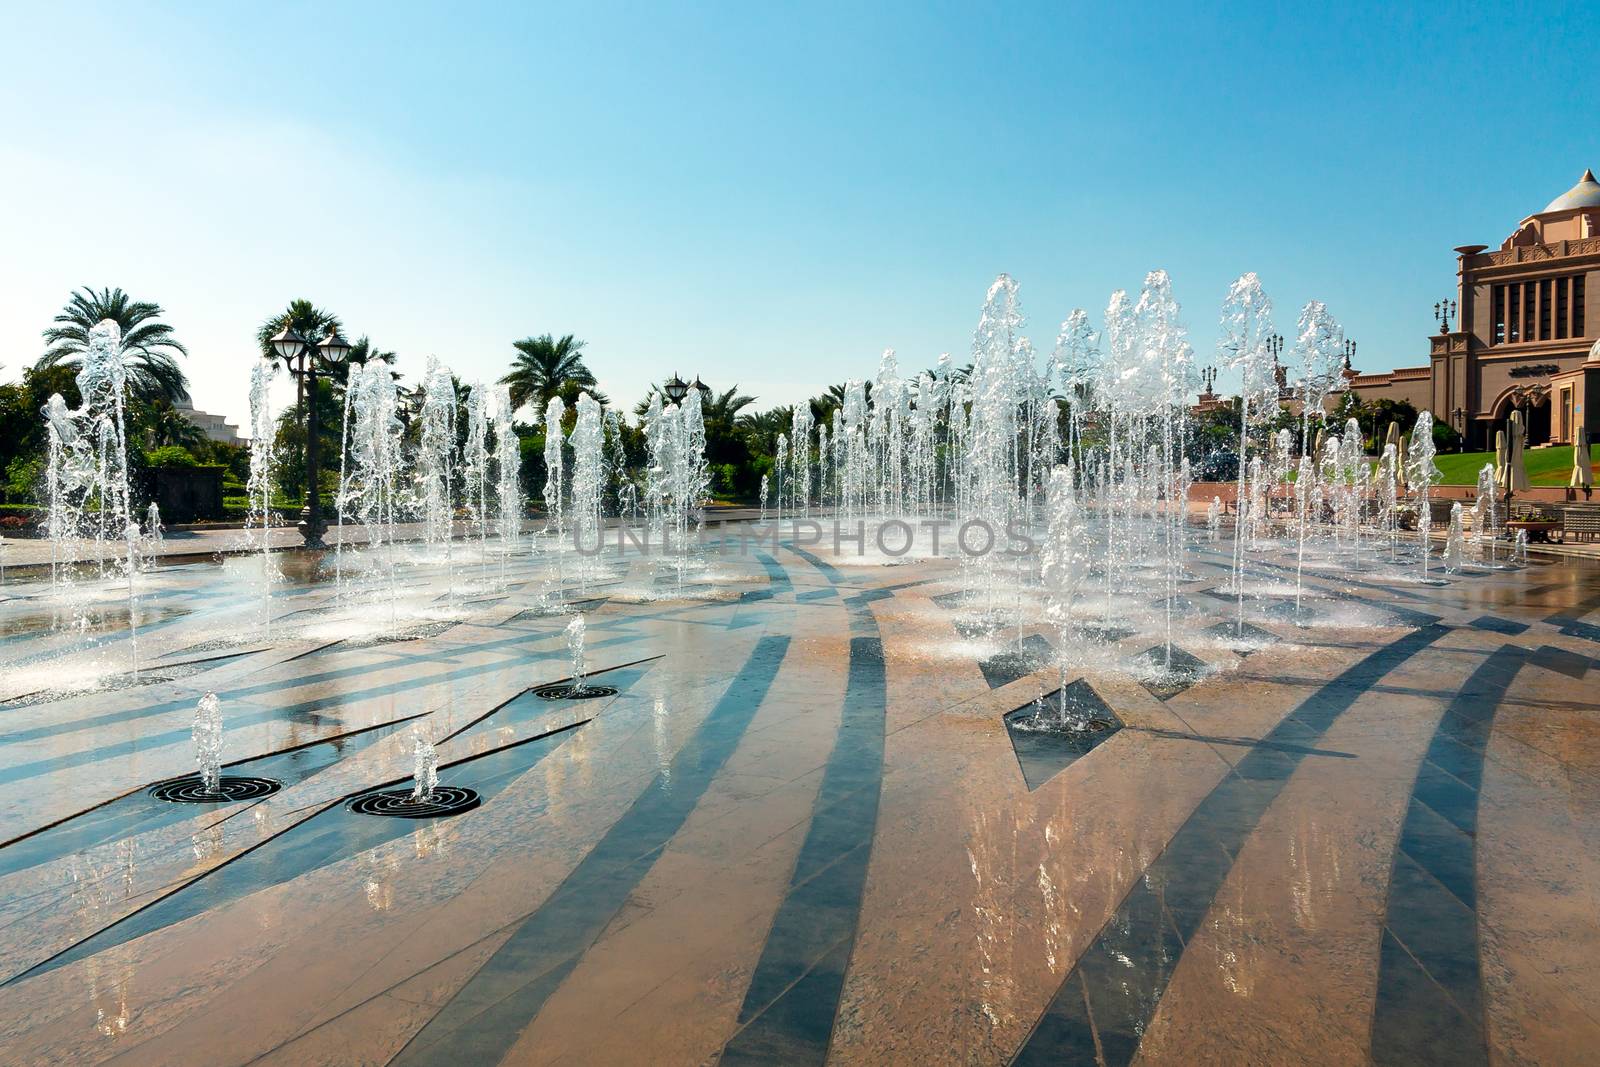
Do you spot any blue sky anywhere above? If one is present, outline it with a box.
[1,1,1595,427]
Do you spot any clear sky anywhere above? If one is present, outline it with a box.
[1,1,1595,429]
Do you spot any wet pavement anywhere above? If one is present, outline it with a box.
[0,533,1596,1065]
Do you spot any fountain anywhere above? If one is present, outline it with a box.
[141,503,163,572]
[193,691,223,794]
[566,614,587,693]
[570,393,604,567]
[1218,274,1278,631]
[1474,462,1500,567]
[1408,412,1443,582]
[464,382,492,570]
[419,358,458,552]
[1444,503,1464,573]
[411,731,439,803]
[337,359,405,617]
[540,394,568,602]
[494,384,523,575]
[246,361,281,633]
[147,692,281,803]
[39,321,142,669]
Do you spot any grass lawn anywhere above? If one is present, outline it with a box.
[1433,444,1600,485]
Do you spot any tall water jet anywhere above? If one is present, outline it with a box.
[1444,503,1464,573]
[566,613,588,693]
[1051,309,1099,484]
[246,361,281,634]
[570,393,604,579]
[1040,465,1090,721]
[676,388,709,581]
[543,394,567,543]
[411,731,438,802]
[1377,443,1399,560]
[791,404,814,519]
[1143,270,1195,657]
[40,321,139,662]
[1408,412,1442,582]
[193,692,223,795]
[959,276,1029,622]
[340,360,406,619]
[1292,300,1345,483]
[1474,462,1499,566]
[493,385,522,579]
[1218,274,1278,632]
[419,358,458,552]
[140,503,163,573]
[1294,454,1314,614]
[464,382,492,572]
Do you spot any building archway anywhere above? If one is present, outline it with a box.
[1491,385,1552,448]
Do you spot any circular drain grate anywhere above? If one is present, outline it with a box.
[349,786,481,819]
[150,776,282,803]
[533,683,618,701]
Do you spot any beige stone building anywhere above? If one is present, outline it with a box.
[1346,168,1600,448]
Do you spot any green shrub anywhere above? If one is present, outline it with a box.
[147,445,199,468]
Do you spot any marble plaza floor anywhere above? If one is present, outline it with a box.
[0,532,1596,1065]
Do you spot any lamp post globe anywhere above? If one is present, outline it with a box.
[269,325,308,364]
[318,329,352,366]
[663,373,689,405]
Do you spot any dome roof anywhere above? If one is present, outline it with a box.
[1544,168,1600,212]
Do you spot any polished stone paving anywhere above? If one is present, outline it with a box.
[0,535,1597,1065]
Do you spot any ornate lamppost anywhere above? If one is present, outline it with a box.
[1434,299,1457,334]
[268,325,353,547]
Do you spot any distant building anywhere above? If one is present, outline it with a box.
[1347,168,1600,448]
[176,398,245,447]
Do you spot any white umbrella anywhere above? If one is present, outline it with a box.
[1506,410,1530,495]
[1573,425,1593,489]
[1494,427,1508,491]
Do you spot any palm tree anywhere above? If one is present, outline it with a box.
[738,406,795,457]
[703,385,757,426]
[142,400,207,449]
[37,286,190,404]
[500,334,595,415]
[337,336,396,384]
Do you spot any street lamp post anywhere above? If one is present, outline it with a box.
[269,324,352,547]
[1434,299,1457,334]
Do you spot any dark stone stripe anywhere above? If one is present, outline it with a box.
[782,541,850,584]
[1013,624,1450,1066]
[720,635,887,1066]
[388,634,791,1067]
[1370,644,1531,1066]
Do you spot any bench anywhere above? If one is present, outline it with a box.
[1560,507,1600,543]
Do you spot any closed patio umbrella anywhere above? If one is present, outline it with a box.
[1494,428,1509,494]
[1573,425,1593,490]
[1505,410,1530,496]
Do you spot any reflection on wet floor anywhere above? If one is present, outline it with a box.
[16,722,586,984]
[0,542,1598,1064]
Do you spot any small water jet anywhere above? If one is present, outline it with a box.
[150,691,282,803]
[411,731,439,802]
